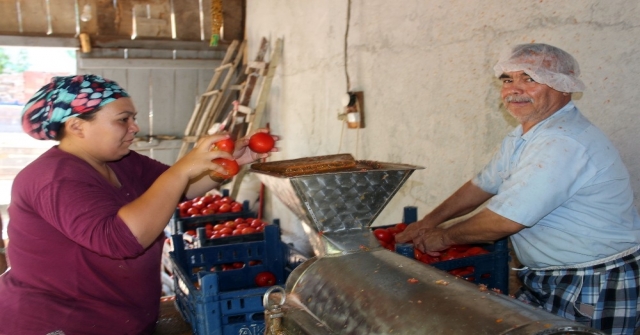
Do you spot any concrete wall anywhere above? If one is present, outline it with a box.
[244,0,640,252]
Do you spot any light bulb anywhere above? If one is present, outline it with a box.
[81,4,92,22]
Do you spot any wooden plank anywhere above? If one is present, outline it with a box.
[172,0,202,41]
[49,0,77,35]
[0,35,78,48]
[0,1,19,33]
[78,57,221,69]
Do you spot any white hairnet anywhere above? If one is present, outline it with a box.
[493,43,585,93]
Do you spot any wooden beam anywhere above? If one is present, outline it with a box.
[78,57,221,69]
[0,35,78,48]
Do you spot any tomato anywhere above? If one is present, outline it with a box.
[250,219,263,228]
[185,230,197,237]
[218,203,231,213]
[255,271,277,287]
[236,223,249,230]
[212,138,235,154]
[230,202,243,213]
[219,196,233,204]
[465,246,489,257]
[206,202,220,212]
[219,227,233,235]
[186,207,200,216]
[373,228,393,244]
[210,158,240,179]
[200,208,215,216]
[248,132,275,153]
[213,223,225,231]
[234,218,245,224]
[178,201,192,211]
[224,220,237,229]
[242,227,257,234]
[394,223,408,232]
[201,195,214,204]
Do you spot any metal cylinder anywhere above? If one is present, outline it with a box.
[275,249,605,335]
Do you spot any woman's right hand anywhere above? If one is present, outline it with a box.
[173,134,235,180]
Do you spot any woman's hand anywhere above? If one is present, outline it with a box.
[173,134,235,181]
[233,128,279,166]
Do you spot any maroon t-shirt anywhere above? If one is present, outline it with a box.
[0,146,170,335]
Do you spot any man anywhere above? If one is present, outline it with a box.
[396,43,640,335]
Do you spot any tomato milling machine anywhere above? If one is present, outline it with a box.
[250,158,605,335]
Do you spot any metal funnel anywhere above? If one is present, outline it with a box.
[250,155,423,255]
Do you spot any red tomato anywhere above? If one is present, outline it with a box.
[219,196,233,204]
[230,202,243,213]
[210,158,240,179]
[213,223,225,231]
[234,218,245,224]
[242,227,257,234]
[206,203,220,212]
[200,208,214,216]
[255,271,276,287]
[185,230,197,237]
[224,220,237,229]
[191,201,205,210]
[248,132,275,153]
[212,138,235,154]
[219,227,233,235]
[178,201,192,211]
[373,228,393,244]
[394,223,408,232]
[218,203,231,213]
[236,223,249,230]
[201,195,214,204]
[232,262,244,269]
[250,220,263,228]
[187,207,200,216]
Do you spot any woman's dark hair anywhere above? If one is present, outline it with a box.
[53,108,101,141]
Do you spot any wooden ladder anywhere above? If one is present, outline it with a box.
[228,38,283,199]
[177,40,246,159]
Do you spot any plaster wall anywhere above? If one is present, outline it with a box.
[244,0,640,253]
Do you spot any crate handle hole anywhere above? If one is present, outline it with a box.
[227,314,247,324]
[251,312,265,321]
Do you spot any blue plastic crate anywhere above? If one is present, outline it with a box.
[381,206,510,294]
[170,224,302,335]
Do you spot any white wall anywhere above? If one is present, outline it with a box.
[244,0,640,253]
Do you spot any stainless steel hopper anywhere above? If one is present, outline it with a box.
[250,159,423,255]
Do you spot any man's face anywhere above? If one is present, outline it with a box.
[500,71,570,132]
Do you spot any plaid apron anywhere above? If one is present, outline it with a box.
[515,248,640,335]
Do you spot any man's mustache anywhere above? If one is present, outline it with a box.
[505,95,534,103]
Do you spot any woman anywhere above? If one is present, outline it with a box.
[0,75,276,334]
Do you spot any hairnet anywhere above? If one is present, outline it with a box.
[493,43,585,93]
[21,74,130,140]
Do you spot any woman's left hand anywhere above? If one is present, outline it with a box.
[233,128,279,166]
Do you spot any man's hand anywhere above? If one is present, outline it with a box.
[410,227,450,256]
[233,128,279,166]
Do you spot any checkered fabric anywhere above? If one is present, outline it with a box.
[515,249,640,335]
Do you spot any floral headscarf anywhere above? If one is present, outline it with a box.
[21,74,130,140]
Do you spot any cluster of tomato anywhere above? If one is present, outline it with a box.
[372,223,491,280]
[372,223,408,251]
[209,133,276,180]
[185,217,267,239]
[178,194,243,218]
